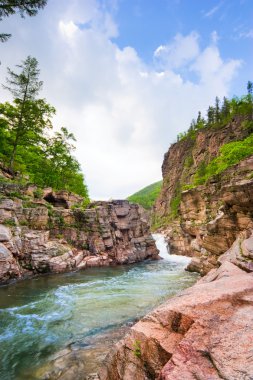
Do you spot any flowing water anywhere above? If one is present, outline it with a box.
[0,234,198,379]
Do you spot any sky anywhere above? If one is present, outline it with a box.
[0,0,252,199]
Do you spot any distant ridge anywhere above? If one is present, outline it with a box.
[127,180,162,209]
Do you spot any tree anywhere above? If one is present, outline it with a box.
[221,97,230,119]
[196,111,205,129]
[207,106,215,126]
[214,96,220,124]
[1,56,54,172]
[0,0,47,42]
[247,81,253,95]
[29,127,89,197]
[3,55,42,99]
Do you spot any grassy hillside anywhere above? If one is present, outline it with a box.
[127,180,162,209]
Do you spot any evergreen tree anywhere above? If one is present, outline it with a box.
[215,96,220,124]
[247,81,253,95]
[221,96,231,122]
[0,0,47,42]
[196,111,205,129]
[207,106,215,126]
[1,56,54,172]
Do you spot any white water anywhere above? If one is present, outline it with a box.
[153,233,192,264]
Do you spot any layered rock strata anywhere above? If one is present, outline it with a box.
[100,259,253,380]
[153,113,253,275]
[0,184,158,284]
[156,116,250,217]
[163,156,253,274]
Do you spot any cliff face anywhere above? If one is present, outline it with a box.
[0,184,158,284]
[154,116,253,275]
[164,157,253,274]
[99,116,253,378]
[156,116,249,217]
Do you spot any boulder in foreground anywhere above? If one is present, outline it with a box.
[100,260,253,380]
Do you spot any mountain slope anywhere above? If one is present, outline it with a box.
[127,180,162,209]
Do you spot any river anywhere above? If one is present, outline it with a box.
[0,234,198,379]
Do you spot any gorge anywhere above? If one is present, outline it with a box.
[0,234,197,379]
[99,102,253,378]
[0,95,253,380]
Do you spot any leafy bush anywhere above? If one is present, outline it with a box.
[193,133,253,185]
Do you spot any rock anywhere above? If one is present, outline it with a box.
[100,262,253,380]
[154,113,253,276]
[43,189,83,209]
[22,206,49,229]
[0,198,14,210]
[218,231,253,272]
[0,243,21,282]
[0,224,11,241]
[0,196,158,283]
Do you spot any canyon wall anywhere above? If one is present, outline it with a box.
[99,116,253,379]
[154,116,253,275]
[0,184,158,284]
[155,115,249,218]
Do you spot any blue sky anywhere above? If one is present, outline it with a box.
[0,0,252,199]
[114,0,252,94]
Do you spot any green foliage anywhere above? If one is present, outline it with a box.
[33,188,43,199]
[4,218,16,226]
[170,193,181,218]
[176,83,253,142]
[242,119,253,133]
[133,340,141,358]
[127,180,162,209]
[0,0,47,42]
[1,56,54,171]
[193,133,253,185]
[0,57,89,199]
[19,220,28,226]
[184,154,194,169]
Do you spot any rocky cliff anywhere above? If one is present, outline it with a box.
[154,116,253,275]
[100,259,253,380]
[99,115,253,379]
[0,183,158,284]
[155,115,250,218]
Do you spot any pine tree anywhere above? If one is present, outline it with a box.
[221,97,230,119]
[207,106,215,126]
[0,0,47,42]
[1,56,54,172]
[196,111,205,129]
[247,81,253,95]
[215,96,220,124]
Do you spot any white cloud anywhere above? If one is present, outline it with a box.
[0,1,241,200]
[59,20,79,41]
[239,29,253,39]
[154,32,200,69]
[190,45,241,86]
[204,2,222,18]
[211,30,219,44]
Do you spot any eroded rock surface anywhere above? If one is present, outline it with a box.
[159,156,253,275]
[100,261,253,380]
[0,189,158,284]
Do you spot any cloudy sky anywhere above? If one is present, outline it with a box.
[0,0,252,199]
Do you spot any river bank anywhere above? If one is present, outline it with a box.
[101,233,253,380]
[0,234,197,380]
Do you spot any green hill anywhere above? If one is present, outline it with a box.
[127,180,162,209]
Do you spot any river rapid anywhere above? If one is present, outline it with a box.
[0,234,198,379]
